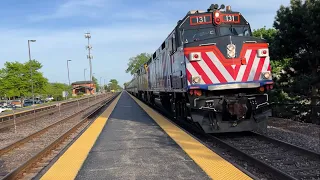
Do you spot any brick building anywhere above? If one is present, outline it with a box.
[71,81,96,96]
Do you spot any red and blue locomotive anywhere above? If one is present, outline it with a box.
[126,4,273,133]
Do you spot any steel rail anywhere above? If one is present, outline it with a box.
[1,92,120,180]
[0,93,108,131]
[210,132,320,180]
[0,94,112,156]
[0,93,107,122]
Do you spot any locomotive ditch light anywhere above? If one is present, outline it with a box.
[262,72,271,79]
[192,76,201,84]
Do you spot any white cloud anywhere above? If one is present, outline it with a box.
[27,0,110,22]
[0,23,173,86]
[0,0,291,87]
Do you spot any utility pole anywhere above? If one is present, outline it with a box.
[84,68,87,81]
[84,32,93,82]
[28,40,36,105]
[67,60,71,85]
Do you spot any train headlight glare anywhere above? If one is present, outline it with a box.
[262,72,271,79]
[192,76,201,84]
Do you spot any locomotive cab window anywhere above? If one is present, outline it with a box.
[181,27,217,43]
[219,25,251,36]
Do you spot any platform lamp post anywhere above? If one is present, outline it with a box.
[28,40,36,106]
[84,68,87,81]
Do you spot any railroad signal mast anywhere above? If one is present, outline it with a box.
[84,32,93,82]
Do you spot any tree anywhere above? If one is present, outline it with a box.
[125,53,152,75]
[43,83,72,101]
[252,27,278,59]
[108,79,122,91]
[123,82,129,89]
[92,76,100,92]
[273,0,320,123]
[0,60,48,99]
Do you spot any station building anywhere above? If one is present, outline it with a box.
[71,81,96,96]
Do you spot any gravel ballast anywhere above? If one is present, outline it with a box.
[0,94,114,176]
[265,117,320,153]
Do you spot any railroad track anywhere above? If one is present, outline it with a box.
[0,94,106,131]
[0,92,119,180]
[132,94,320,180]
[211,132,320,180]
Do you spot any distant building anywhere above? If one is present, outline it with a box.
[71,81,96,96]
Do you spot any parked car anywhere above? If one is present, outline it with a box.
[10,100,22,108]
[0,107,9,113]
[45,97,54,101]
[4,104,17,110]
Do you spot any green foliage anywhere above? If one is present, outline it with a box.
[252,27,278,59]
[252,26,277,43]
[108,79,122,91]
[273,0,320,75]
[123,82,129,89]
[92,76,99,92]
[43,82,72,101]
[269,0,320,123]
[0,60,48,98]
[125,53,151,75]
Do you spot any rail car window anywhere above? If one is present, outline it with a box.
[182,27,217,43]
[219,25,251,36]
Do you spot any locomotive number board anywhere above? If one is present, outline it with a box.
[190,14,212,25]
[221,14,240,23]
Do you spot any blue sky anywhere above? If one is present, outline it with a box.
[0,0,290,87]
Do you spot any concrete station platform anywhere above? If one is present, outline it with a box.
[40,91,252,180]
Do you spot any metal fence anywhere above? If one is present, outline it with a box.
[270,103,320,124]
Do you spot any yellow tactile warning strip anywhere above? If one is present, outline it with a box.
[40,92,122,180]
[129,92,252,180]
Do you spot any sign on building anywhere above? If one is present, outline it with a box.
[62,91,69,98]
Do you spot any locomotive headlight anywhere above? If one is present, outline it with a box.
[227,44,236,58]
[192,76,201,84]
[262,71,271,79]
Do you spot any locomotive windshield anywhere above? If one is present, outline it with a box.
[219,25,251,36]
[181,27,217,43]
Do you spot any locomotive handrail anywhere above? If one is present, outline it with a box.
[199,42,217,46]
[243,40,257,43]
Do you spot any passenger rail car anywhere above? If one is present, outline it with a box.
[126,4,273,133]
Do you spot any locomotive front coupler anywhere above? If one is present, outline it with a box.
[190,95,248,119]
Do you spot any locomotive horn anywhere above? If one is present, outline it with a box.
[219,4,225,10]
[208,4,219,11]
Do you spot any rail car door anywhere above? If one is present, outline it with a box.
[169,32,185,90]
